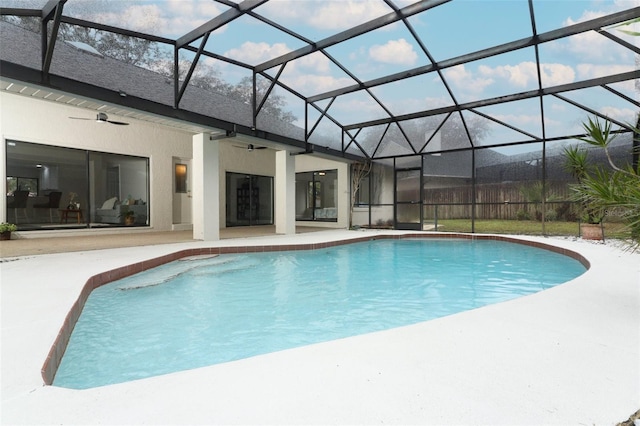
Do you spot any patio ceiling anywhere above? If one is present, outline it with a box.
[0,0,639,161]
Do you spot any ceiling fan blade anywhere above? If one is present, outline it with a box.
[69,113,129,125]
[232,144,266,151]
[247,144,267,151]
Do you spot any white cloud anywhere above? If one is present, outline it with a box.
[424,95,452,109]
[559,2,639,64]
[379,95,451,115]
[369,39,418,66]
[560,30,629,63]
[333,98,384,116]
[478,62,538,88]
[550,102,567,113]
[163,0,226,35]
[349,46,367,61]
[76,0,226,37]
[385,98,420,115]
[223,44,330,75]
[443,61,576,100]
[281,74,354,94]
[224,42,291,64]
[564,0,640,27]
[539,63,576,86]
[543,114,584,135]
[121,5,165,34]
[257,0,390,31]
[222,41,345,94]
[576,63,634,80]
[493,113,542,127]
[477,62,575,88]
[308,0,390,31]
[563,11,604,27]
[600,106,637,123]
[445,65,493,94]
[297,52,332,73]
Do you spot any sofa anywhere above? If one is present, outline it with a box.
[96,197,147,224]
[314,207,337,220]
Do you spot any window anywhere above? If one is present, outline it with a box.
[89,151,149,226]
[355,176,370,206]
[295,170,337,222]
[5,140,149,230]
[175,164,187,193]
[6,176,38,197]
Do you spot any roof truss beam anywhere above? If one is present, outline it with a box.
[255,0,451,72]
[1,1,637,162]
[309,7,640,103]
[41,0,65,22]
[602,84,640,109]
[553,93,633,131]
[345,70,640,131]
[255,65,285,119]
[598,29,640,55]
[176,0,268,48]
[0,8,40,16]
[61,15,254,71]
[175,32,211,108]
[307,97,336,141]
[41,0,66,77]
[61,16,175,44]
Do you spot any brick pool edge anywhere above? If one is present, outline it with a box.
[41,233,590,385]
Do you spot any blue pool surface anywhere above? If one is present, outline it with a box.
[54,239,586,389]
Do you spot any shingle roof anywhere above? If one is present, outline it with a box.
[0,21,305,141]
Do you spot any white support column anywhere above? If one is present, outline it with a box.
[275,149,296,235]
[0,133,6,224]
[192,133,220,241]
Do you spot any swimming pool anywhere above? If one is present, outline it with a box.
[53,238,586,389]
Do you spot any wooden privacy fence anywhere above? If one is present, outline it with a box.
[424,181,576,220]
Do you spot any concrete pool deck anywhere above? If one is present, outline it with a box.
[1,229,638,425]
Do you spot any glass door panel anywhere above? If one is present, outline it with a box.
[395,168,422,230]
[226,172,273,227]
[294,170,338,222]
[253,175,273,225]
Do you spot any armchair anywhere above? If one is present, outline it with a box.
[33,191,62,223]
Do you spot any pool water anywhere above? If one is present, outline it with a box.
[53,239,586,389]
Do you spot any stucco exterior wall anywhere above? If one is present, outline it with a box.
[1,92,351,234]
[1,92,192,231]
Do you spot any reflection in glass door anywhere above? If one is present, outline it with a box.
[226,172,273,227]
[395,168,422,230]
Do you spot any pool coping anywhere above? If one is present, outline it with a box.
[3,229,638,425]
[41,232,590,386]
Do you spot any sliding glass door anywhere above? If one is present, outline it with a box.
[295,170,338,222]
[89,152,149,226]
[226,172,273,227]
[5,140,149,230]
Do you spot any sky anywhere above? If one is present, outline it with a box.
[5,0,640,154]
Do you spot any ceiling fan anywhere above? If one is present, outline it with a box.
[69,112,129,126]
[233,143,267,151]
